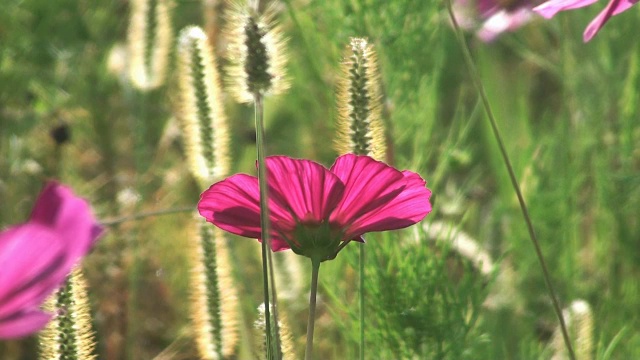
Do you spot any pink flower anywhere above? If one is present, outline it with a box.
[534,0,639,41]
[198,154,432,261]
[0,182,103,339]
[453,0,535,42]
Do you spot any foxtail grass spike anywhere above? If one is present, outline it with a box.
[224,1,289,103]
[422,221,495,277]
[128,0,173,90]
[551,300,594,360]
[254,303,297,360]
[190,217,239,359]
[39,267,97,360]
[177,26,230,186]
[335,37,386,160]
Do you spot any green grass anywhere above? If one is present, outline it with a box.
[1,0,639,358]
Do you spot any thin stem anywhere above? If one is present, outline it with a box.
[445,2,576,359]
[359,244,365,360]
[305,258,321,360]
[101,206,194,226]
[254,92,278,358]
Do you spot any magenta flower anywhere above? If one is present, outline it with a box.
[534,0,639,41]
[198,154,432,261]
[453,0,536,42]
[0,182,103,339]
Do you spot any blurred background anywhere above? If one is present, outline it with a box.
[1,0,639,358]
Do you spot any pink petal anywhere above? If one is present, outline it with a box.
[533,0,599,19]
[583,0,637,41]
[198,173,297,251]
[0,182,102,339]
[328,155,406,232]
[0,309,52,339]
[265,156,344,225]
[0,225,66,319]
[342,170,432,239]
[30,182,103,269]
[477,8,533,42]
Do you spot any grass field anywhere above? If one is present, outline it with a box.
[1,0,639,359]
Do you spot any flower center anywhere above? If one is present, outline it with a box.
[284,220,344,262]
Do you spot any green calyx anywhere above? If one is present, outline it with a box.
[285,221,343,262]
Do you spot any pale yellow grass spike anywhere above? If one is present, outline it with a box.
[176,26,230,186]
[189,217,239,359]
[224,1,289,103]
[128,0,173,90]
[335,37,386,160]
[551,300,594,360]
[254,303,298,360]
[39,267,97,360]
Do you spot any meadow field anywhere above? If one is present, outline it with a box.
[1,0,639,359]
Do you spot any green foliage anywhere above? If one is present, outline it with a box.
[1,0,639,359]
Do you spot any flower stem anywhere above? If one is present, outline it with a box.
[359,244,365,360]
[445,2,576,360]
[305,258,321,360]
[254,92,280,359]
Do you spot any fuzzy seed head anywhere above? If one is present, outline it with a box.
[177,26,230,186]
[551,300,594,360]
[39,267,97,360]
[224,2,288,103]
[128,0,173,90]
[254,303,297,360]
[335,37,386,160]
[190,217,239,359]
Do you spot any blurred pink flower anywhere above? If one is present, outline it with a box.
[0,182,103,339]
[198,154,432,261]
[534,0,639,41]
[453,0,536,41]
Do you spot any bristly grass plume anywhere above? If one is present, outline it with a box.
[128,0,173,90]
[224,1,288,103]
[39,268,97,360]
[189,221,239,360]
[176,25,238,360]
[335,37,386,161]
[176,26,230,187]
[254,303,297,360]
[334,37,387,360]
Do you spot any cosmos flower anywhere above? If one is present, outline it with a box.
[534,0,639,41]
[453,0,536,42]
[198,154,432,261]
[0,182,103,339]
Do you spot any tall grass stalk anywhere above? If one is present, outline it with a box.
[445,1,575,358]
[225,3,289,357]
[335,37,386,359]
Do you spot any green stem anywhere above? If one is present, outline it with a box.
[445,2,576,359]
[254,92,278,359]
[359,244,365,360]
[305,258,321,360]
[101,206,194,226]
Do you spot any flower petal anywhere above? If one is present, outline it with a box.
[583,0,637,41]
[0,225,66,322]
[533,0,599,19]
[477,8,533,42]
[265,156,344,225]
[328,154,406,232]
[342,170,432,239]
[29,182,103,269]
[0,309,52,339]
[198,173,295,250]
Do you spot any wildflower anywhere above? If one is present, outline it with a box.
[198,154,432,261]
[453,0,536,42]
[534,0,639,41]
[0,182,103,339]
